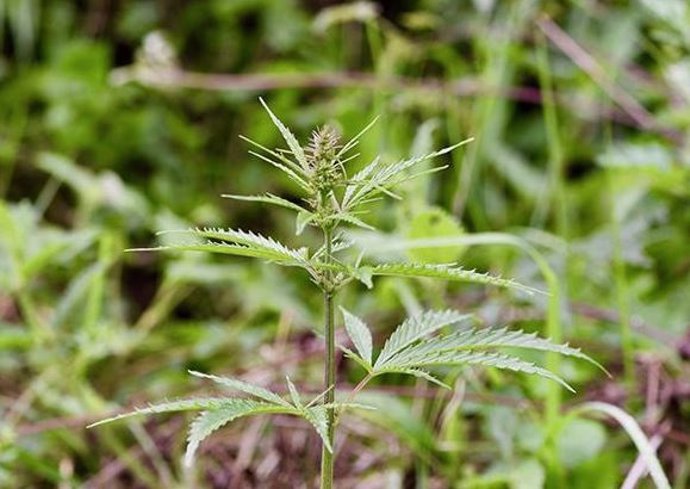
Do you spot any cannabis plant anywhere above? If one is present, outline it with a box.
[90,100,600,488]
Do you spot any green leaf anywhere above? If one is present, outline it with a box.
[245,148,311,192]
[52,262,107,330]
[285,376,302,407]
[134,228,309,267]
[388,349,574,392]
[185,400,296,466]
[342,156,382,206]
[340,308,373,365]
[343,138,473,210]
[188,371,291,407]
[259,98,308,170]
[302,405,332,453]
[557,418,607,469]
[331,212,375,230]
[337,115,380,158]
[405,207,465,264]
[238,135,308,178]
[375,310,472,368]
[296,210,315,235]
[87,397,239,428]
[192,228,308,262]
[222,193,309,214]
[341,346,373,372]
[371,262,543,295]
[384,368,450,389]
[353,266,373,289]
[388,326,605,373]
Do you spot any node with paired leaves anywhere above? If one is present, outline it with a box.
[89,100,602,488]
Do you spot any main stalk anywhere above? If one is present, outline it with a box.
[320,227,336,488]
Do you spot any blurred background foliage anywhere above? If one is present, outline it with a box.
[1,0,689,487]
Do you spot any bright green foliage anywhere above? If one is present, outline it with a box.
[4,2,687,486]
[91,101,596,481]
[149,228,310,266]
[89,372,363,466]
[369,262,542,295]
[340,307,374,365]
[341,308,603,392]
[405,207,466,264]
[376,310,472,366]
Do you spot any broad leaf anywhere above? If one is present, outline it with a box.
[405,207,465,264]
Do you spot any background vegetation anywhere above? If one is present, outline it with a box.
[1,0,689,487]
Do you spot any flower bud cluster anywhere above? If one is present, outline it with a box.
[306,125,343,196]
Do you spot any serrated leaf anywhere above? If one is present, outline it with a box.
[138,228,309,267]
[343,138,473,209]
[259,98,308,170]
[340,308,373,365]
[388,349,574,392]
[332,212,375,230]
[222,193,309,214]
[193,227,308,261]
[302,405,332,453]
[87,397,238,428]
[185,400,295,466]
[375,310,472,368]
[385,326,605,374]
[343,156,382,206]
[385,368,451,389]
[189,371,291,407]
[371,262,543,295]
[341,346,373,372]
[238,135,307,178]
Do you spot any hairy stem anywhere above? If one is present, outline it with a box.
[320,227,336,489]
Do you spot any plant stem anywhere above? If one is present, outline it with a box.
[320,227,336,489]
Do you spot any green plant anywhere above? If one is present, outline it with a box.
[89,100,601,488]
